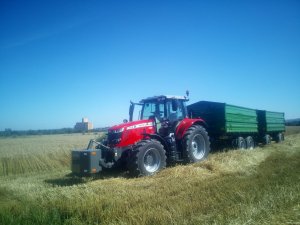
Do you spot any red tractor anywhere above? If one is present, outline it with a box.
[72,93,210,176]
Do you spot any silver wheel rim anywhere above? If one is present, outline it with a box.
[238,138,246,149]
[249,143,254,149]
[265,135,270,144]
[248,139,254,150]
[191,134,206,159]
[144,148,160,173]
[240,141,246,149]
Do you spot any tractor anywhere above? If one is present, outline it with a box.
[71,93,210,176]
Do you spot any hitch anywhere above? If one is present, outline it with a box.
[87,139,110,150]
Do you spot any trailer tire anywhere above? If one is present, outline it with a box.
[127,139,166,177]
[276,133,284,143]
[245,136,255,150]
[264,135,271,145]
[183,125,210,163]
[237,137,246,150]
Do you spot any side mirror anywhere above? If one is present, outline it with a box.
[171,100,178,111]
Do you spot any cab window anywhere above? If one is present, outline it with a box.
[167,100,185,122]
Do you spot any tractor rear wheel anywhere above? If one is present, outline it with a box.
[128,139,166,176]
[183,125,210,163]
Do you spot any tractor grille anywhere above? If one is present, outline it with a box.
[108,131,122,145]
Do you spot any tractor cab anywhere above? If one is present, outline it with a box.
[130,95,189,135]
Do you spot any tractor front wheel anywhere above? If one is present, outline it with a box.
[128,139,166,176]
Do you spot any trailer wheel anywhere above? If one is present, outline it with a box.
[127,139,166,176]
[264,135,271,145]
[183,125,210,163]
[237,137,246,150]
[245,136,255,150]
[276,133,284,143]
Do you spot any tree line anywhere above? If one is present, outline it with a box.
[0,127,109,137]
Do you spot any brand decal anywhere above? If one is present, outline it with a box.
[126,122,153,130]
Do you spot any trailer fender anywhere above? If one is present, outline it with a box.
[175,118,207,140]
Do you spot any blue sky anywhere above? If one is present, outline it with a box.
[0,0,299,130]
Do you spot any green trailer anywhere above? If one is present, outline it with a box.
[256,110,285,144]
[187,101,258,149]
[187,101,285,149]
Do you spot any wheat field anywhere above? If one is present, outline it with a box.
[0,129,299,225]
[0,133,101,176]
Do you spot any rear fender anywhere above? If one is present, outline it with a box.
[175,118,207,140]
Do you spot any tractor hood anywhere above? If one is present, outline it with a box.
[108,119,155,147]
[109,119,154,132]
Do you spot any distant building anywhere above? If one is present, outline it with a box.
[74,118,93,132]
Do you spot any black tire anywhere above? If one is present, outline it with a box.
[245,136,255,150]
[127,139,166,176]
[183,125,210,163]
[237,137,246,150]
[264,134,271,145]
[276,133,284,143]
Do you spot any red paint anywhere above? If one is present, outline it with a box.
[175,118,206,140]
[109,120,155,148]
[108,117,206,148]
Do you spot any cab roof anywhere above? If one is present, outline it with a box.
[140,95,188,103]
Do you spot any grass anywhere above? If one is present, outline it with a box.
[0,128,299,224]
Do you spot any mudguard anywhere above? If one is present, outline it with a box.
[175,118,207,140]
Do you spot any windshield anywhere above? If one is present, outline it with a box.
[141,102,165,120]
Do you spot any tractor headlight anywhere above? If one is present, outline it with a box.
[115,127,124,133]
